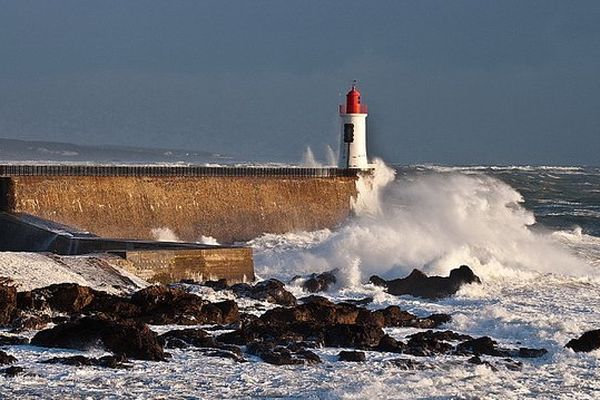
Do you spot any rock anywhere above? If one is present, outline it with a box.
[407,330,472,343]
[405,331,454,356]
[230,279,297,306]
[41,354,130,369]
[130,285,238,325]
[194,348,246,363]
[10,314,52,332]
[566,329,600,352]
[517,347,548,358]
[19,283,96,313]
[456,337,507,357]
[0,350,16,364]
[300,271,337,293]
[159,328,215,349]
[0,366,24,377]
[0,334,29,346]
[387,358,425,370]
[203,279,229,291]
[261,296,362,326]
[374,335,405,353]
[31,316,166,361]
[246,341,319,365]
[324,324,385,349]
[0,283,18,326]
[338,350,366,362]
[369,265,481,299]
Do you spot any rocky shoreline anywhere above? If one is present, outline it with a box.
[0,265,597,378]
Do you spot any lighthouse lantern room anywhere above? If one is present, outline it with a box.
[338,81,369,169]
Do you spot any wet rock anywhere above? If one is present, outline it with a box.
[0,350,16,364]
[31,316,166,361]
[517,347,548,358]
[374,335,406,353]
[407,330,472,343]
[0,366,24,377]
[203,279,229,291]
[387,358,426,370]
[0,283,18,326]
[10,314,52,333]
[324,324,385,349]
[19,283,96,313]
[246,341,319,365]
[0,334,29,346]
[261,296,362,326]
[338,350,366,362]
[405,331,454,356]
[456,336,508,357]
[370,265,481,299]
[159,328,215,349]
[130,285,238,325]
[566,329,600,352]
[194,348,246,363]
[230,279,297,306]
[42,354,130,369]
[299,271,337,293]
[342,297,374,306]
[467,355,497,371]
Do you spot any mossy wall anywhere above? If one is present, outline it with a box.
[7,176,357,243]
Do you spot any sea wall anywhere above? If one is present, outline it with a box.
[3,175,357,243]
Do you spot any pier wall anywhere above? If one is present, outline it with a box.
[1,167,358,243]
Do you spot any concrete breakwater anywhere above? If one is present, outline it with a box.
[0,165,358,243]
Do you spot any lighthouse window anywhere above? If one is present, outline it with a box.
[344,124,354,143]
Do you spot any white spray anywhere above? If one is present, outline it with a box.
[253,160,593,285]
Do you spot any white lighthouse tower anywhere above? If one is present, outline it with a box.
[338,81,369,169]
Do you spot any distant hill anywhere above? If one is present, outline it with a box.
[0,138,231,164]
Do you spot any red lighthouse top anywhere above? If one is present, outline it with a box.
[340,81,367,114]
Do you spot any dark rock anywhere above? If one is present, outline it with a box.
[0,350,16,364]
[405,331,454,356]
[246,342,304,365]
[159,328,214,349]
[370,265,481,299]
[566,329,600,352]
[0,283,18,326]
[31,316,166,361]
[20,283,96,313]
[10,314,52,333]
[300,271,337,293]
[324,324,385,349]
[203,279,229,291]
[456,336,508,357]
[467,356,497,371]
[517,347,548,358]
[194,348,246,363]
[41,354,130,369]
[261,297,361,326]
[342,297,374,306]
[371,306,419,328]
[130,285,238,325]
[246,341,320,365]
[374,335,405,353]
[0,334,29,346]
[230,279,296,306]
[420,313,453,328]
[407,330,472,343]
[1,366,24,377]
[387,358,425,370]
[338,350,366,362]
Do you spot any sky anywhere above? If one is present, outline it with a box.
[0,0,599,165]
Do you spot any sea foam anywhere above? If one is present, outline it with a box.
[254,160,594,284]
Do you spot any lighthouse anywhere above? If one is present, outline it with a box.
[338,82,369,169]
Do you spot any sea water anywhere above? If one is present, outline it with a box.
[3,162,600,399]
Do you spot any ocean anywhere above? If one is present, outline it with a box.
[3,162,600,399]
